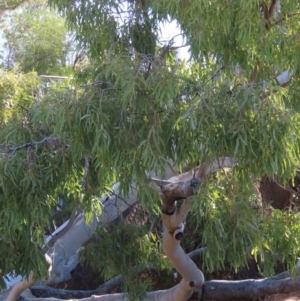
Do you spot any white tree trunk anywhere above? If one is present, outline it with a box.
[46,183,139,285]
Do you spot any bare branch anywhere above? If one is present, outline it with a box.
[18,104,30,112]
[156,157,236,184]
[261,2,271,30]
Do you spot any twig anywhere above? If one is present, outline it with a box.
[110,191,136,210]
[18,104,30,112]
[271,12,300,27]
[203,65,225,86]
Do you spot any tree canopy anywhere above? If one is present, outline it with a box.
[1,0,300,300]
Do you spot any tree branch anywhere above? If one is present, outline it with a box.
[150,157,236,214]
[261,2,271,30]
[31,274,123,300]
[153,157,236,184]
[0,137,61,154]
[16,160,300,301]
[268,0,277,18]
[160,178,200,214]
[202,275,300,300]
[29,262,300,301]
[249,62,260,83]
[271,11,300,27]
[30,248,208,299]
[5,272,34,301]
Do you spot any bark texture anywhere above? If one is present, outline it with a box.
[201,275,300,300]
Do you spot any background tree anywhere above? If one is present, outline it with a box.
[0,0,75,74]
[0,0,27,13]
[0,69,39,128]
[1,0,300,301]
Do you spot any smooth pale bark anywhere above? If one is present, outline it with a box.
[5,273,34,301]
[45,184,138,285]
[161,199,205,300]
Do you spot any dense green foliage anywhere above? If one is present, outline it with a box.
[1,0,300,295]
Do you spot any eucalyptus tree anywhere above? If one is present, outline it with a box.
[2,0,300,301]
